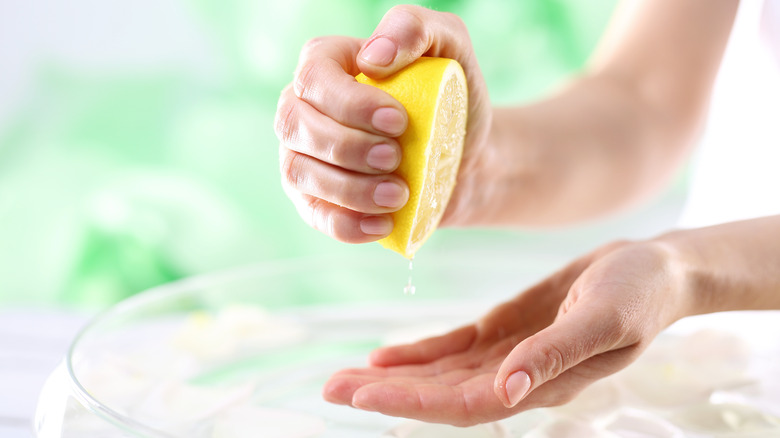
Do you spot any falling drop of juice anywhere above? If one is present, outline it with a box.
[403,257,416,295]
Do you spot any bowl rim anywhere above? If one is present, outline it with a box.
[61,252,554,435]
[62,254,373,436]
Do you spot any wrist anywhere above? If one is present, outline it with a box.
[651,218,780,317]
[636,236,702,326]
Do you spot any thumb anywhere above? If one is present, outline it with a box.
[357,5,475,78]
[492,305,626,408]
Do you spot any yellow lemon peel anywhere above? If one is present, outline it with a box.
[357,57,468,259]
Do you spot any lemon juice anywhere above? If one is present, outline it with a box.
[404,258,416,295]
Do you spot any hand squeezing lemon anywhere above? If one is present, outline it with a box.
[356,57,468,259]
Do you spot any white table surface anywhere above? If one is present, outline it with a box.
[0,309,91,438]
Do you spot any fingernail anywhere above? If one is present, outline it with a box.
[373,181,407,208]
[505,371,531,407]
[372,108,405,135]
[360,216,392,236]
[360,37,397,67]
[366,144,399,171]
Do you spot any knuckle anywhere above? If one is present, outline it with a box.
[459,397,485,427]
[279,150,308,190]
[535,341,568,381]
[311,129,355,169]
[301,36,328,57]
[274,98,299,144]
[597,239,633,256]
[310,200,358,243]
[329,221,355,243]
[442,10,467,32]
[602,316,630,343]
[325,138,346,164]
[390,4,427,23]
[307,197,336,238]
[294,59,319,101]
[388,5,429,41]
[339,93,374,126]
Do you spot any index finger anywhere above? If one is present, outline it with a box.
[293,36,408,136]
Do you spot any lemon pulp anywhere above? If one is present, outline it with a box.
[356,57,468,259]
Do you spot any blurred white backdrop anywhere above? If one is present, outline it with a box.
[679,0,780,228]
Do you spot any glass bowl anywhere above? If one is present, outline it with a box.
[34,252,556,438]
[34,251,780,437]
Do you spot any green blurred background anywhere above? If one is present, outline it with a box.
[3,0,691,310]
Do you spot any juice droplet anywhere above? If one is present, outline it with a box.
[404,278,416,295]
[404,257,416,295]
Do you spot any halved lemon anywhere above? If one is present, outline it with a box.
[356,57,468,259]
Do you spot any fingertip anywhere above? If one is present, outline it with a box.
[322,375,362,406]
[366,142,401,171]
[367,346,396,367]
[359,36,398,68]
[321,380,344,405]
[357,4,434,78]
[350,386,379,412]
[359,215,393,237]
[373,180,409,209]
[494,370,532,408]
[493,372,512,408]
[506,371,532,407]
[289,194,392,244]
[370,107,407,137]
[357,36,417,80]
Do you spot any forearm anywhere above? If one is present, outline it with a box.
[458,0,738,227]
[660,215,780,316]
[481,75,681,226]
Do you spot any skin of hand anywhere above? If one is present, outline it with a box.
[462,0,739,227]
[322,239,687,426]
[276,0,738,241]
[274,5,492,243]
[322,215,780,426]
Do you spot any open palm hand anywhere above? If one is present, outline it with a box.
[323,241,688,426]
